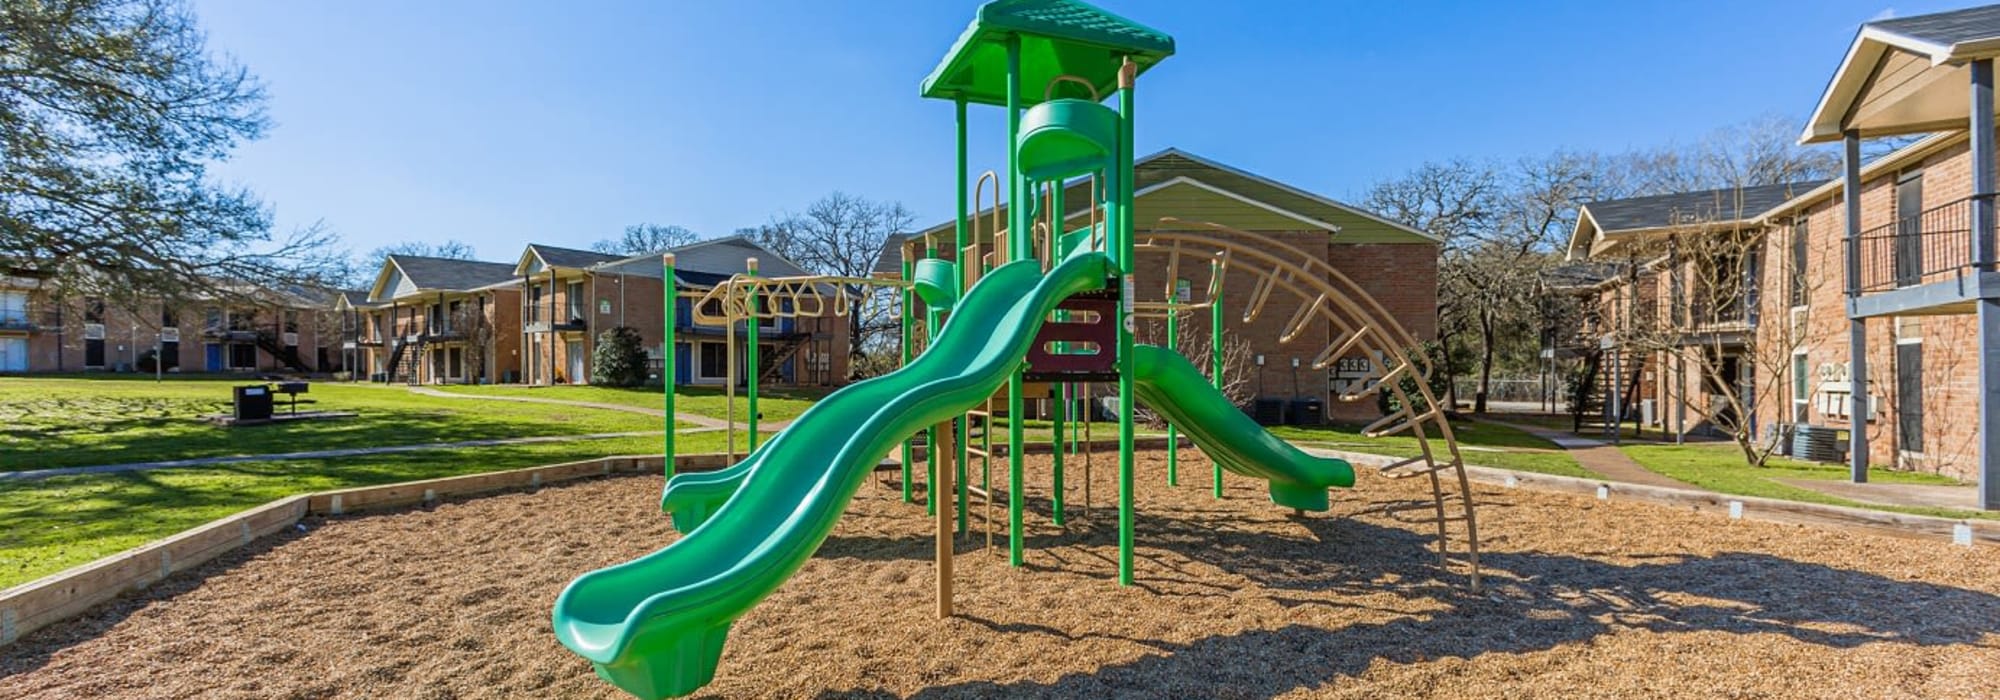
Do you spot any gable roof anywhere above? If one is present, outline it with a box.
[1566,180,1826,260]
[369,255,519,302]
[589,235,815,287]
[903,148,1437,256]
[514,243,623,276]
[1802,5,2000,143]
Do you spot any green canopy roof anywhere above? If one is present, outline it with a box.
[921,0,1174,107]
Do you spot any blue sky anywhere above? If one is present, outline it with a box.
[190,0,1968,261]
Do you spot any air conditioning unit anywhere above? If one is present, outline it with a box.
[161,327,180,343]
[283,332,299,347]
[83,323,105,340]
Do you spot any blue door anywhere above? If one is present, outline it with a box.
[204,343,223,372]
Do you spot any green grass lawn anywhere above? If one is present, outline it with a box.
[1617,442,1990,520]
[0,429,765,589]
[0,377,686,471]
[1265,419,1595,478]
[430,383,829,422]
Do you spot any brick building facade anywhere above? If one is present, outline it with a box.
[1,266,342,375]
[882,148,1441,424]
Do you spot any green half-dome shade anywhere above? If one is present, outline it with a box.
[1016,98,1120,180]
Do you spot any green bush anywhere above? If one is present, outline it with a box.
[591,326,649,387]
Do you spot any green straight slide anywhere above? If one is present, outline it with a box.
[1129,343,1353,509]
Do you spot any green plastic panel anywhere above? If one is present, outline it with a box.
[921,0,1174,106]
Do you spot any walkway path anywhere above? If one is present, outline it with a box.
[1488,420,1698,490]
[0,429,720,482]
[1779,478,1981,511]
[406,387,795,431]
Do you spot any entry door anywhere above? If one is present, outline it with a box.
[1894,173,1924,287]
[1897,342,1924,453]
[205,343,224,371]
[567,340,585,384]
[0,338,25,371]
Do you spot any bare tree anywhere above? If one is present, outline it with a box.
[449,299,495,385]
[592,224,702,255]
[1614,115,1840,197]
[1615,208,1827,466]
[751,192,915,376]
[1,0,346,302]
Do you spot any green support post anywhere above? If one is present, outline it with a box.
[955,97,971,536]
[1005,35,1027,567]
[1211,257,1225,499]
[745,258,760,452]
[899,256,915,503]
[1166,299,1179,486]
[1115,60,1138,586]
[925,242,939,517]
[663,253,677,477]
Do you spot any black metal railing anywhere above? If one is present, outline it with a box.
[1858,193,1989,293]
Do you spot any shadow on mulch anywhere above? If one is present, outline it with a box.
[810,487,2000,700]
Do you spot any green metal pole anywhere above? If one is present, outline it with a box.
[1166,301,1179,486]
[925,241,939,517]
[955,97,971,535]
[1211,257,1225,499]
[1051,372,1066,526]
[745,258,760,452]
[900,255,915,503]
[1115,61,1137,586]
[1005,36,1027,567]
[663,253,677,478]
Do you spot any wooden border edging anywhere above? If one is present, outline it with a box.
[11,439,1986,650]
[0,451,733,648]
[1307,447,2000,546]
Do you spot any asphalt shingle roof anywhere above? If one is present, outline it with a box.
[1582,181,1827,234]
[1870,5,2000,48]
[389,255,519,291]
[591,236,813,283]
[528,244,622,270]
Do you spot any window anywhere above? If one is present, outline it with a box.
[528,285,544,323]
[205,307,222,330]
[0,337,26,372]
[84,297,104,323]
[698,342,728,379]
[428,304,443,332]
[0,291,25,326]
[1789,220,1809,308]
[160,307,178,328]
[445,300,461,333]
[567,281,585,321]
[1791,352,1809,423]
[283,311,298,334]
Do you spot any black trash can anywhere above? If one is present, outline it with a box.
[1287,398,1324,425]
[1251,398,1289,426]
[233,384,273,421]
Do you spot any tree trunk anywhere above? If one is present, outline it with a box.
[1475,310,1496,414]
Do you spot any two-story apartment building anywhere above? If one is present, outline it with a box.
[2,263,340,374]
[357,255,523,384]
[512,238,848,387]
[1565,1,2000,509]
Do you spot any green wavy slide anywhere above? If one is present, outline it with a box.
[552,248,1351,699]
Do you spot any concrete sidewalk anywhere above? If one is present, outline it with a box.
[406,386,794,431]
[0,429,718,482]
[1488,420,1698,490]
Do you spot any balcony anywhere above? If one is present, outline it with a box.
[1852,193,2000,318]
[525,316,587,334]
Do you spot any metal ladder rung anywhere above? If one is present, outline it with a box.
[1362,406,1442,438]
[965,446,990,457]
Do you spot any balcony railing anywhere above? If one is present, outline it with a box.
[1858,193,1990,293]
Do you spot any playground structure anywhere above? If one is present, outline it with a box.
[550,2,1477,698]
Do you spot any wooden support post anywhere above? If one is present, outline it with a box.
[934,418,956,618]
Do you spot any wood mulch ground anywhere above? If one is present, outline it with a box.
[3,449,1997,699]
